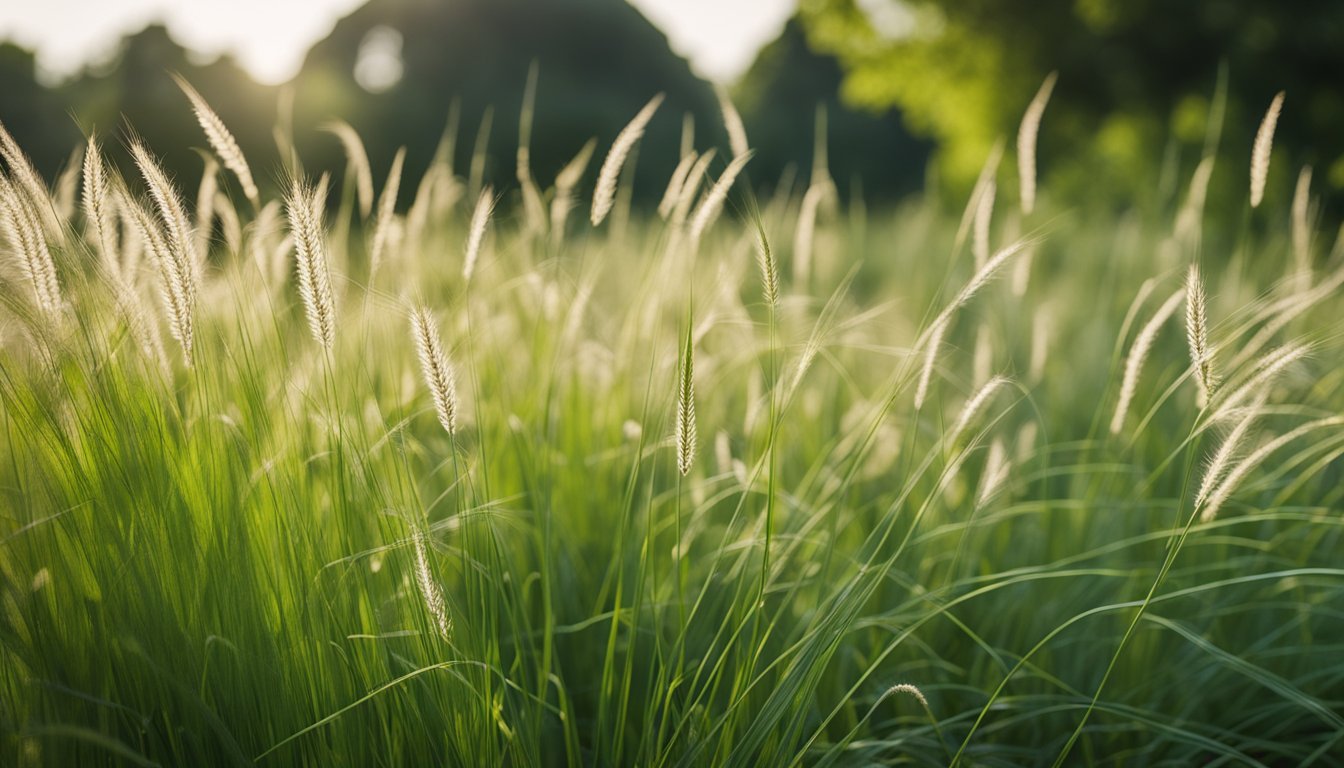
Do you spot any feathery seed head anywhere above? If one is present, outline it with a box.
[675,329,697,476]
[1184,264,1216,404]
[591,93,664,226]
[1249,91,1284,208]
[286,178,337,350]
[410,306,458,435]
[174,75,259,207]
[1017,71,1057,216]
[463,186,495,283]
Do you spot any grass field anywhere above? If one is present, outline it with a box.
[2,85,1344,766]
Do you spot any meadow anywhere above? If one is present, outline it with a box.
[2,79,1343,766]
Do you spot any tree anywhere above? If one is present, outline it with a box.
[800,0,1344,210]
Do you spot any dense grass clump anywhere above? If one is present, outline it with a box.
[2,81,1343,767]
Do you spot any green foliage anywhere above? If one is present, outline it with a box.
[800,0,1344,211]
[733,17,931,199]
[3,81,1344,765]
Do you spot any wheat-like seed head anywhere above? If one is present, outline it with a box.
[689,152,752,247]
[1017,71,1057,216]
[81,133,116,269]
[914,316,948,410]
[885,683,930,709]
[286,179,337,350]
[551,138,597,234]
[977,438,1011,505]
[367,147,406,278]
[1249,91,1284,209]
[1212,342,1310,422]
[1111,288,1185,435]
[1194,397,1262,511]
[1201,416,1344,523]
[174,75,259,207]
[754,224,779,310]
[411,530,451,640]
[794,182,828,289]
[954,140,1003,253]
[931,238,1036,335]
[411,306,458,435]
[715,84,750,159]
[126,195,195,365]
[322,120,375,218]
[194,155,218,261]
[1184,264,1216,404]
[675,329,697,476]
[972,180,995,268]
[463,186,495,283]
[0,175,63,319]
[670,149,716,227]
[1174,156,1216,248]
[591,93,664,226]
[949,376,1011,445]
[0,118,62,240]
[659,151,699,221]
[131,141,201,283]
[1291,165,1312,282]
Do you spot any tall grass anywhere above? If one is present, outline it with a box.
[2,77,1344,768]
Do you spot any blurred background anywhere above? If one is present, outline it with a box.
[1,0,1341,215]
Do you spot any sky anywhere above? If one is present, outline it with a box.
[0,0,797,85]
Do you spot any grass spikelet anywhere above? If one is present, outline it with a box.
[214,192,242,255]
[1184,264,1216,404]
[1213,342,1310,421]
[0,176,63,318]
[949,376,1011,446]
[1111,288,1185,434]
[411,531,451,640]
[675,326,697,476]
[174,75,259,207]
[463,186,495,283]
[753,223,779,309]
[1249,91,1284,208]
[1174,156,1216,247]
[551,139,597,234]
[81,133,116,270]
[194,155,218,260]
[126,196,195,365]
[1017,71,1057,216]
[973,180,995,267]
[794,182,827,289]
[53,146,82,221]
[1194,398,1262,511]
[914,316,948,410]
[411,306,458,435]
[670,149,716,227]
[286,179,337,350]
[689,152,752,247]
[0,118,61,238]
[1202,415,1344,522]
[659,150,699,221]
[368,147,405,277]
[978,438,1010,505]
[931,238,1036,333]
[1029,307,1049,382]
[1291,165,1312,285]
[131,141,200,282]
[591,93,664,226]
[954,140,1003,253]
[715,84,749,159]
[886,683,930,710]
[322,120,374,218]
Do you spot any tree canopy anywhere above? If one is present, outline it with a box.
[800,0,1344,210]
